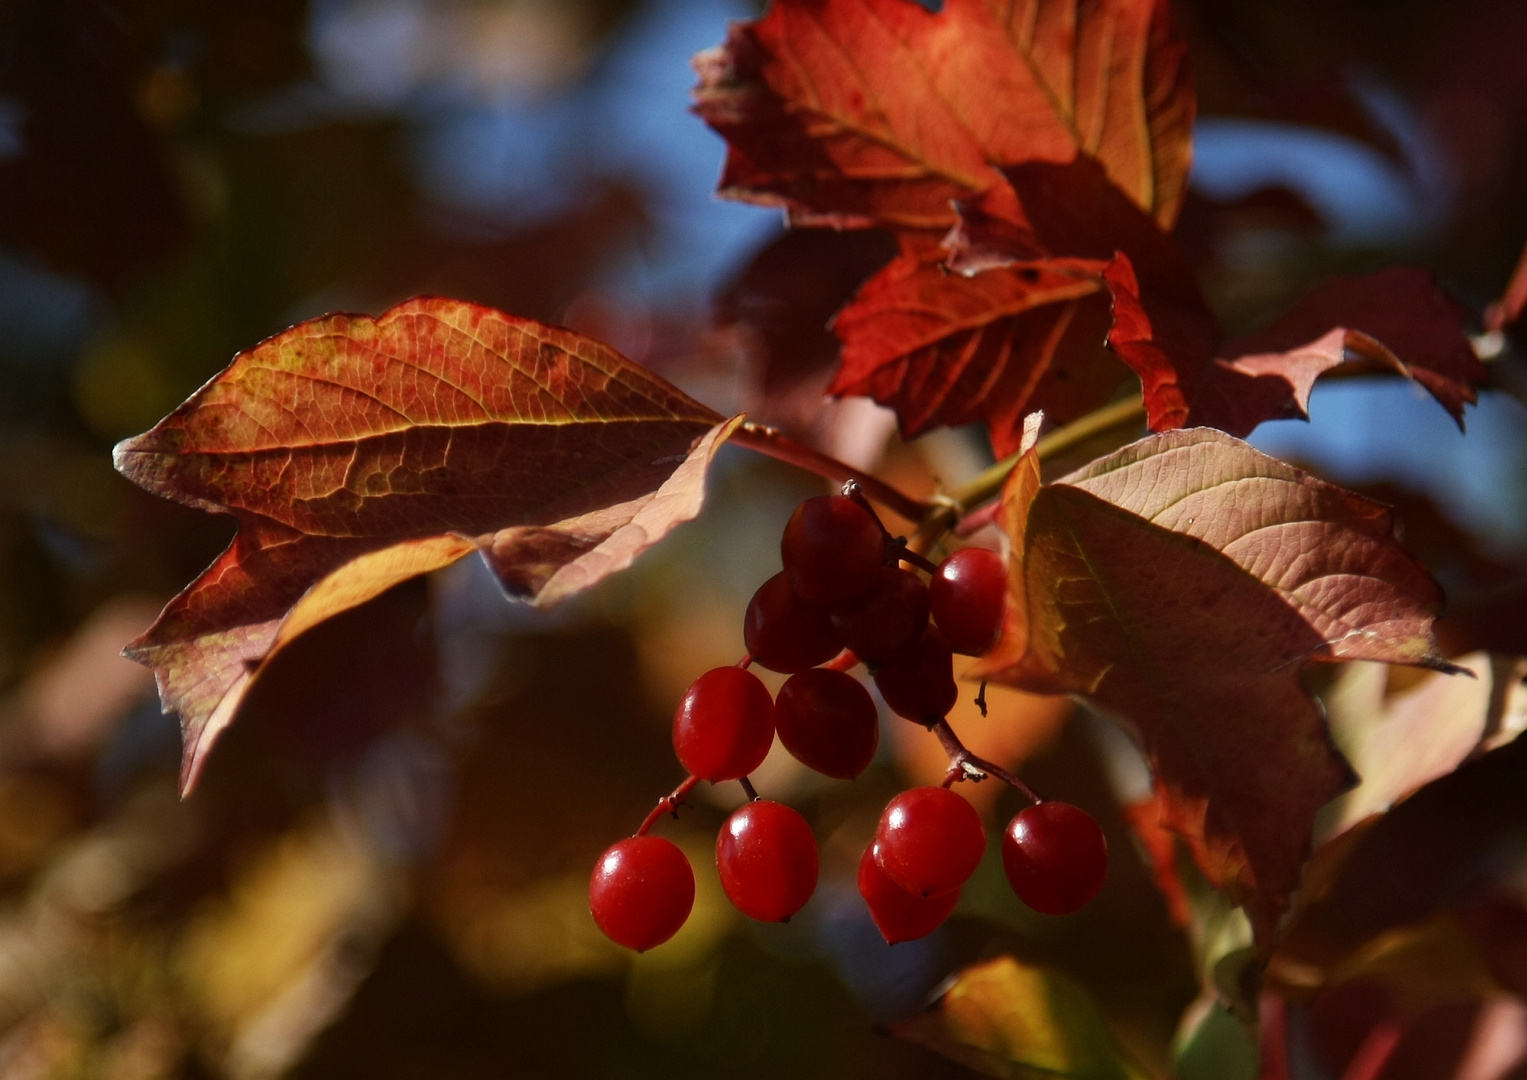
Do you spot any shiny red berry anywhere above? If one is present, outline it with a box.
[930,546,1006,655]
[589,836,694,951]
[874,787,986,897]
[744,572,843,673]
[857,842,960,944]
[872,625,957,722]
[781,494,886,605]
[716,800,819,922]
[829,565,930,663]
[774,667,879,779]
[1002,801,1108,915]
[672,667,776,782]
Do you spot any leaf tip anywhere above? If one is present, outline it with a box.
[110,434,145,479]
[1018,410,1044,456]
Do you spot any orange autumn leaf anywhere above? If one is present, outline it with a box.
[114,297,734,793]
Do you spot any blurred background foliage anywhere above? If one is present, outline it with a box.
[0,0,1524,1077]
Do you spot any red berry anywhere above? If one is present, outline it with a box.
[874,787,985,897]
[858,842,960,944]
[872,625,957,722]
[744,572,843,673]
[829,566,930,663]
[930,546,1006,655]
[716,800,819,922]
[781,494,885,604]
[774,668,879,779]
[1002,801,1108,915]
[673,667,776,782]
[589,836,695,951]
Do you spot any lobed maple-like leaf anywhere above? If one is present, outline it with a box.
[1105,258,1486,435]
[693,0,1194,233]
[975,425,1459,944]
[831,156,1196,454]
[830,245,1121,457]
[694,0,1195,455]
[944,156,1483,444]
[114,297,732,794]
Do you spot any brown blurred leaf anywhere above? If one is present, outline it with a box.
[714,227,897,438]
[16,595,161,759]
[891,955,1152,1080]
[1315,655,1495,845]
[1275,732,1527,982]
[0,1,190,289]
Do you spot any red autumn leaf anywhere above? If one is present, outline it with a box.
[692,0,1194,233]
[940,156,1480,444]
[829,244,1122,456]
[113,297,732,794]
[1105,257,1486,435]
[831,156,1198,454]
[975,424,1459,945]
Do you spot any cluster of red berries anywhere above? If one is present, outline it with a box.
[588,487,1108,952]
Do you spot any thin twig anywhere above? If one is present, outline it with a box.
[636,774,701,836]
[730,422,931,522]
[932,718,1040,803]
[887,536,940,575]
[947,394,1146,515]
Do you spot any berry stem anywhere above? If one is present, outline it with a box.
[946,394,1147,519]
[636,774,702,837]
[731,422,931,522]
[739,776,760,802]
[932,717,1040,803]
[887,536,940,575]
[841,480,888,534]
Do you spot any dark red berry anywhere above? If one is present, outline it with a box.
[781,494,885,605]
[744,572,842,673]
[857,842,960,944]
[673,667,776,782]
[716,800,819,922]
[774,668,879,779]
[1002,801,1108,916]
[930,546,1006,655]
[872,625,957,722]
[874,786,985,897]
[589,835,695,951]
[829,566,930,663]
